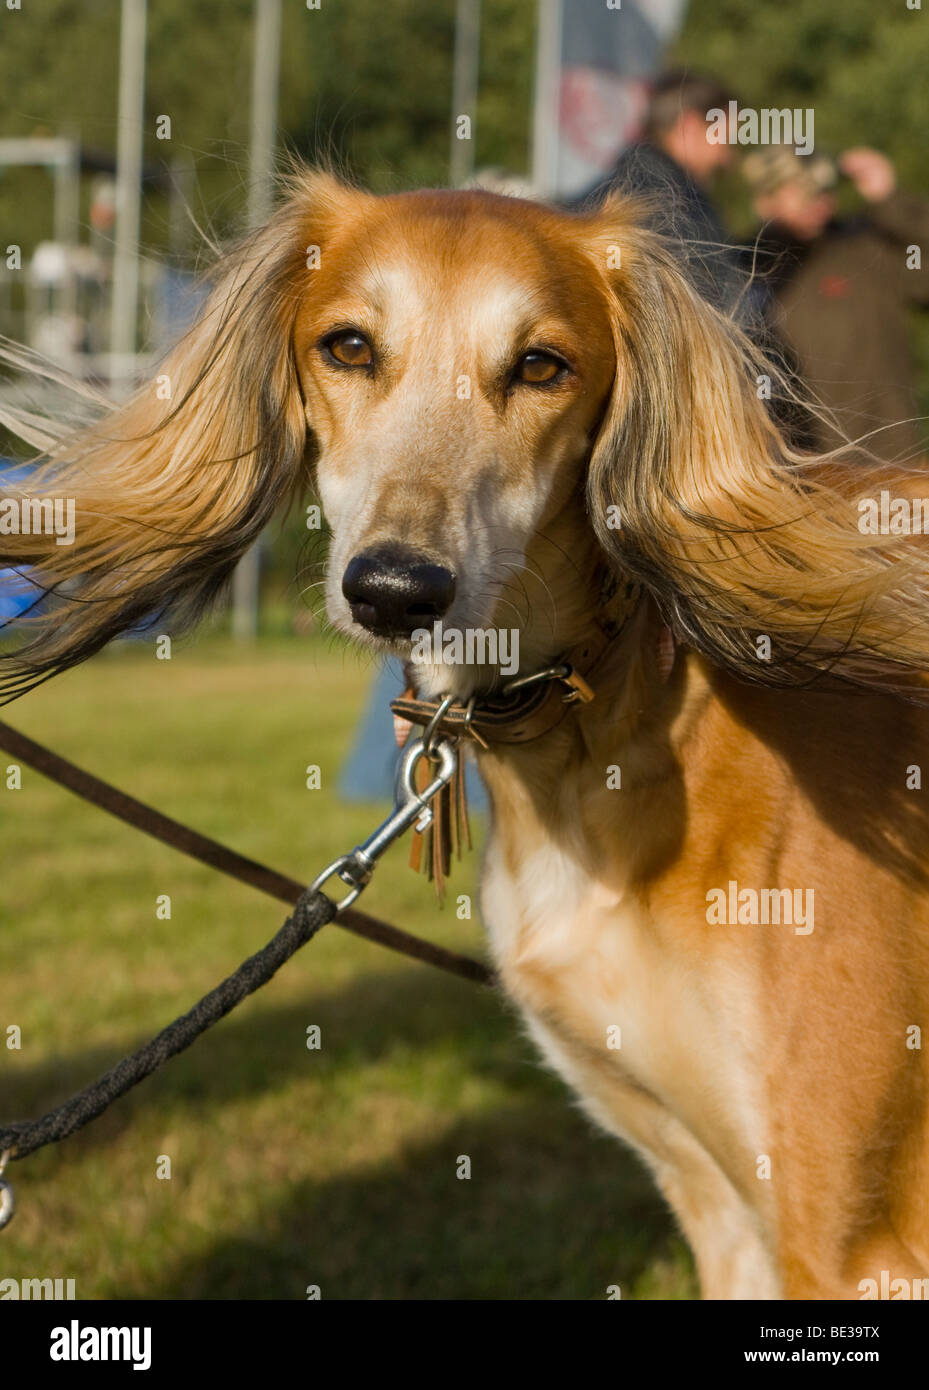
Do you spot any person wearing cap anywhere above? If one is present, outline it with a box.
[573,71,746,318]
[744,145,929,462]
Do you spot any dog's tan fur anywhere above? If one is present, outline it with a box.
[2,171,928,1297]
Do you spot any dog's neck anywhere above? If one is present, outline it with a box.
[468,494,688,851]
[472,588,689,895]
[510,494,612,675]
[503,495,672,738]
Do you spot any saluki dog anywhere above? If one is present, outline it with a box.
[2,170,928,1299]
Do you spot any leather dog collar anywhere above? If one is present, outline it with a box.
[390,572,642,748]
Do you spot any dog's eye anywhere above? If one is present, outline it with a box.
[322,331,374,368]
[513,351,566,385]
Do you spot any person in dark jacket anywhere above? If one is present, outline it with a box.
[573,71,746,318]
[744,145,929,464]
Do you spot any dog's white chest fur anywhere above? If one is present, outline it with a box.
[479,819,781,1298]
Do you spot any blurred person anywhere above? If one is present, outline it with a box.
[744,145,929,463]
[573,70,745,315]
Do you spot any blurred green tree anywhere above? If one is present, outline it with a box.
[672,0,929,210]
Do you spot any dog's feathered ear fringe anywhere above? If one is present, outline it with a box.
[0,170,351,703]
[584,200,929,700]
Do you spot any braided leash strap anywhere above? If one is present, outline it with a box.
[0,888,335,1164]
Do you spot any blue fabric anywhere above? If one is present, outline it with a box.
[0,461,45,623]
[0,569,43,623]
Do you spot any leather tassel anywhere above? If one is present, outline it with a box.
[408,745,471,902]
[432,779,451,900]
[456,750,472,855]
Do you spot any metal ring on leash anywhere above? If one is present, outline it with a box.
[421,693,455,754]
[0,1150,14,1231]
[461,695,489,749]
[501,664,570,694]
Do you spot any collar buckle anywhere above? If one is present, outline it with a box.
[559,666,596,704]
[501,661,596,707]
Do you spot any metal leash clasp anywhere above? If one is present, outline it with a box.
[310,735,459,913]
[0,1149,14,1232]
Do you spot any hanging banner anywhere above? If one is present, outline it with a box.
[533,0,688,198]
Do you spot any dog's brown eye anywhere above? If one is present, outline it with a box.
[514,352,565,385]
[323,331,373,368]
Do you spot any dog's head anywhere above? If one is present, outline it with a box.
[292,179,629,694]
[2,168,926,703]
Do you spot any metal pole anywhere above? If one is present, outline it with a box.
[52,140,80,249]
[450,0,481,187]
[53,138,81,322]
[247,0,281,228]
[531,0,563,197]
[110,0,147,384]
[232,0,281,642]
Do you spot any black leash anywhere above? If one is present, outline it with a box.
[0,888,334,1164]
[0,720,494,1228]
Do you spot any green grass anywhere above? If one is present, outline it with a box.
[0,627,694,1300]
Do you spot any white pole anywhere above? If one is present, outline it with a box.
[232,0,281,642]
[110,0,147,384]
[450,0,481,187]
[248,0,281,228]
[52,140,80,249]
[53,138,81,322]
[531,0,563,197]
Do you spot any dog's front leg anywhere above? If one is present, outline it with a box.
[516,1008,783,1300]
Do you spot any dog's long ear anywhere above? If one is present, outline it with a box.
[583,198,929,698]
[0,169,354,702]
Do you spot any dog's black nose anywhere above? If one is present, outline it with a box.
[342,547,456,636]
